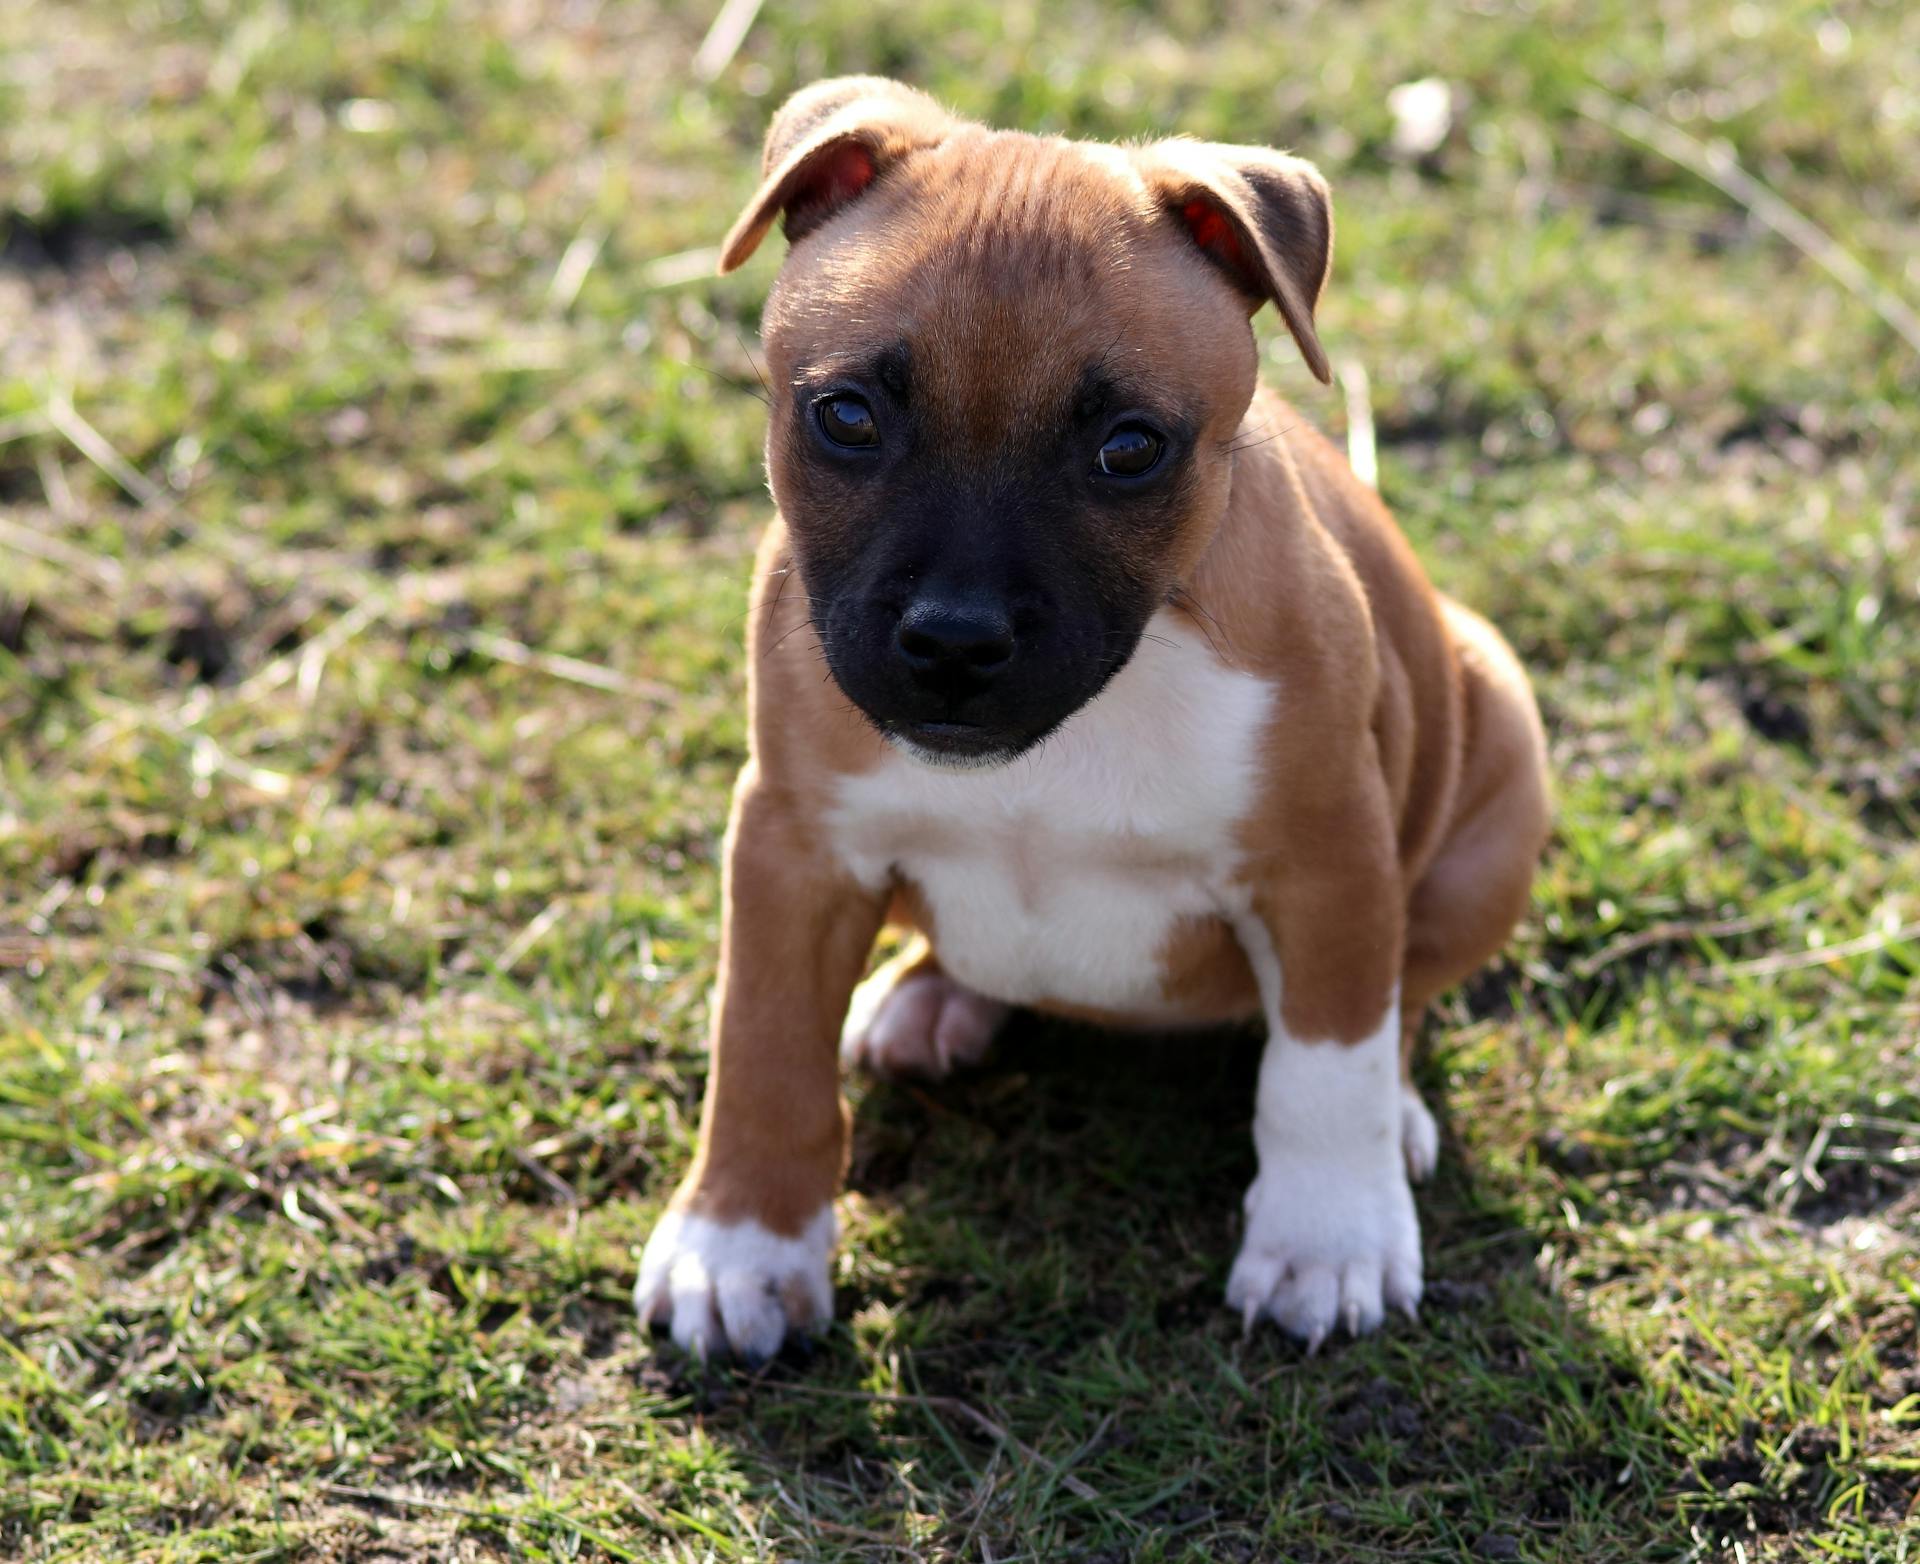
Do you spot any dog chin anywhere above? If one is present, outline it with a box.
[878,721,1032,771]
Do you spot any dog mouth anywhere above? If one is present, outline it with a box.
[881,718,1029,769]
[818,605,1150,770]
[854,642,1148,771]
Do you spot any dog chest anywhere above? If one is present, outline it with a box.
[826,617,1274,1013]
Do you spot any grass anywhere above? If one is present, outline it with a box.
[2,0,1917,1557]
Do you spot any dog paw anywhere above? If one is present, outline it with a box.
[634,1205,834,1362]
[1226,1153,1423,1351]
[841,967,1007,1080]
[1401,1085,1439,1182]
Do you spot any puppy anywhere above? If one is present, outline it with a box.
[637,78,1549,1359]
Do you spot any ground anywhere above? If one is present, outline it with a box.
[2,0,1918,1559]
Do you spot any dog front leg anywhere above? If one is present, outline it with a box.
[1226,778,1424,1350]
[636,767,885,1361]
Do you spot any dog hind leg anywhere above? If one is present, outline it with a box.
[1397,599,1549,1179]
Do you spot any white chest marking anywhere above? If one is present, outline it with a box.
[827,613,1274,1013]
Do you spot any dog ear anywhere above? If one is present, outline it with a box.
[1139,140,1334,384]
[719,77,954,273]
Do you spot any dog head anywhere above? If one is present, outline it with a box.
[722,77,1333,765]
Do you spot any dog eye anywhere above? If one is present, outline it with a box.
[1095,423,1165,478]
[817,394,879,448]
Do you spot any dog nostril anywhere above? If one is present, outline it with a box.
[895,609,1015,674]
[964,635,1014,671]
[896,625,946,665]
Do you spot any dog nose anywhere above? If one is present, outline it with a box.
[895,600,1016,685]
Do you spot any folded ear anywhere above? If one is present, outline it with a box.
[719,77,955,274]
[1138,140,1334,384]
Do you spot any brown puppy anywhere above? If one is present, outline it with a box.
[637,79,1550,1359]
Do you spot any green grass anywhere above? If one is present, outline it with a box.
[3,0,1918,1557]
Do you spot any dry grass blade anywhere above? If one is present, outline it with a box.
[691,0,765,80]
[642,246,724,289]
[493,896,569,975]
[46,392,169,509]
[0,935,194,976]
[1570,909,1791,978]
[1578,88,1920,361]
[1715,918,1920,979]
[1336,356,1378,491]
[464,629,677,702]
[548,225,606,314]
[0,514,125,589]
[36,448,77,518]
[316,1483,645,1558]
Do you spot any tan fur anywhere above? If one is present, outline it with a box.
[667,86,1549,1240]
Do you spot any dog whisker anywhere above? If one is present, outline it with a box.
[1222,420,1298,457]
[670,354,770,409]
[1167,584,1233,662]
[735,330,775,405]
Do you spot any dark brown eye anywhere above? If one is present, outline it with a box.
[1095,423,1165,478]
[817,394,879,448]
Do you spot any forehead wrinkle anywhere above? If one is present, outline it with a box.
[916,295,1089,452]
[788,335,905,388]
[893,132,1148,289]
[900,157,1159,448]
[910,250,1181,452]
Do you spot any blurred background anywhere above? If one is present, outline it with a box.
[2,2,1916,1560]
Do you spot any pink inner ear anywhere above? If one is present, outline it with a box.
[800,140,877,217]
[1182,197,1248,273]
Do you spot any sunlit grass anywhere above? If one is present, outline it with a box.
[1,0,1916,1557]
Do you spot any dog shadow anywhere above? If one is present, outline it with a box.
[676,1012,1703,1559]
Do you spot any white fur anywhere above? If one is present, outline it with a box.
[634,1205,834,1361]
[827,613,1274,1014]
[842,966,1008,1079]
[1227,920,1422,1347]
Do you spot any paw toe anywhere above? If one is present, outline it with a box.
[1338,1259,1386,1336]
[931,989,1001,1071]
[1384,1251,1423,1318]
[716,1270,788,1364]
[1400,1087,1440,1182]
[1224,1249,1284,1330]
[1269,1265,1341,1347]
[845,972,943,1075]
[844,970,1005,1080]
[666,1273,723,1358]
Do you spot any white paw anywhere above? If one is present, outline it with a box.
[1226,1152,1423,1350]
[841,968,1007,1080]
[634,1206,834,1362]
[1224,976,1426,1351]
[1401,1085,1439,1182]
